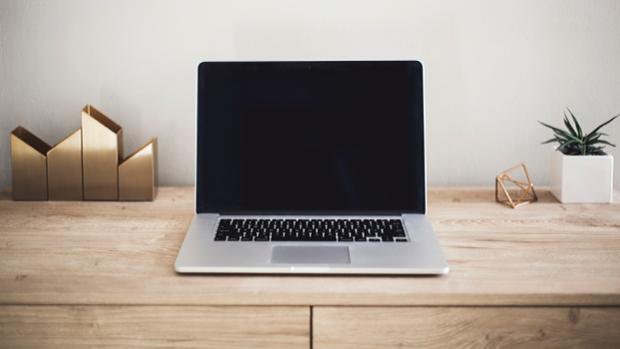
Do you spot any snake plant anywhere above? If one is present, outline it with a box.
[539,109,618,155]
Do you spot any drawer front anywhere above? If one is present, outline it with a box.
[313,306,620,348]
[0,306,309,349]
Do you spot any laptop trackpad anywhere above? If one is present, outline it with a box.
[271,246,351,264]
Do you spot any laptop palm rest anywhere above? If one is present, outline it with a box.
[271,246,351,264]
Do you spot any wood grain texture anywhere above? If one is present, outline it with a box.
[313,306,620,349]
[0,187,619,306]
[0,306,309,349]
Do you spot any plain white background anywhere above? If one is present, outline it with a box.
[1,0,619,190]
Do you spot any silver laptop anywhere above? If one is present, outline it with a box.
[175,61,449,275]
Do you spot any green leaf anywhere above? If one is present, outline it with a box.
[558,139,579,152]
[585,144,606,155]
[585,132,609,141]
[586,134,602,145]
[539,121,582,143]
[595,139,616,147]
[563,114,578,137]
[585,113,620,139]
[541,137,557,144]
[566,108,583,138]
[538,120,556,130]
[585,132,601,142]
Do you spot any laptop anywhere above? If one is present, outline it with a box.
[175,60,449,275]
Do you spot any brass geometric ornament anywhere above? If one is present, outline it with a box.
[10,126,51,201]
[495,163,538,209]
[119,138,158,201]
[81,105,123,201]
[47,129,83,200]
[10,104,157,201]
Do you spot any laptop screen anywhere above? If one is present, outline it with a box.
[196,61,425,214]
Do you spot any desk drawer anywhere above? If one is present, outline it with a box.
[0,305,309,349]
[313,306,620,348]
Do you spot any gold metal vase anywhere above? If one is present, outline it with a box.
[81,105,123,200]
[11,104,157,202]
[10,127,51,201]
[47,129,83,200]
[119,138,158,201]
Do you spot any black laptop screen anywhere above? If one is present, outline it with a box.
[196,61,425,214]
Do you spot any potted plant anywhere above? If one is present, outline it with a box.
[540,109,618,203]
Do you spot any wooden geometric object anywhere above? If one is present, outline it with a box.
[10,127,51,201]
[495,163,538,209]
[47,129,83,200]
[119,138,158,201]
[81,105,123,201]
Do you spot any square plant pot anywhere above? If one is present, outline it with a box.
[550,149,614,203]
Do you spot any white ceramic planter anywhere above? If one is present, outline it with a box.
[550,149,614,203]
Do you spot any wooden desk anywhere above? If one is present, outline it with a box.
[1,187,619,348]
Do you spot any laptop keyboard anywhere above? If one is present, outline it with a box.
[214,218,408,242]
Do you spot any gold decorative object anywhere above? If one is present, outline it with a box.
[10,127,51,201]
[495,163,537,208]
[47,129,83,200]
[81,105,123,200]
[10,104,157,201]
[119,138,158,201]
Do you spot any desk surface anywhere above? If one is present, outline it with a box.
[1,187,619,307]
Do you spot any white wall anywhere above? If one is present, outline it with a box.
[1,0,619,190]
